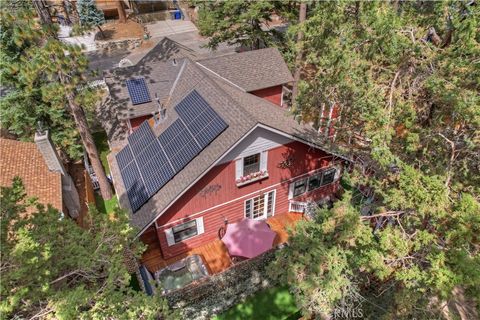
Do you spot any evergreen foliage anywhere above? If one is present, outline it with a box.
[0,8,113,198]
[268,2,480,318]
[192,0,289,50]
[76,0,105,31]
[0,177,175,319]
[0,9,98,160]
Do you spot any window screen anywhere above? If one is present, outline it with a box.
[293,179,307,197]
[321,168,336,186]
[172,220,198,243]
[243,153,260,176]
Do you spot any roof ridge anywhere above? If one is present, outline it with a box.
[168,59,259,127]
[195,47,278,63]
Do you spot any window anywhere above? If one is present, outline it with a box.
[245,190,275,219]
[308,174,321,191]
[172,220,198,243]
[235,151,268,185]
[293,179,307,197]
[165,217,205,246]
[289,168,338,199]
[243,153,260,176]
[321,168,336,186]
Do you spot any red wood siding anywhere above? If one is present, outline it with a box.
[154,141,341,259]
[130,115,152,131]
[249,85,283,107]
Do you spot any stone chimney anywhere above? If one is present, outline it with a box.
[34,130,80,219]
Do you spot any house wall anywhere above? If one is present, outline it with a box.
[154,139,342,259]
[130,115,152,131]
[249,85,283,107]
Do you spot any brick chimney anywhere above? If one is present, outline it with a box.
[34,130,80,219]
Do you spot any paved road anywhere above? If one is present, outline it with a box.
[145,20,197,38]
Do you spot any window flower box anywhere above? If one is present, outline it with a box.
[236,170,269,187]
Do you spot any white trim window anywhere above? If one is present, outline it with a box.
[243,153,260,176]
[245,190,276,220]
[292,179,307,197]
[235,151,268,185]
[165,217,205,246]
[288,167,338,199]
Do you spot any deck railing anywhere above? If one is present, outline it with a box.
[289,200,308,213]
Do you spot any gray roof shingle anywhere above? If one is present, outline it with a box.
[105,42,345,236]
[197,47,294,92]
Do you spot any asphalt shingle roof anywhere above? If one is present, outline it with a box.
[105,41,345,235]
[197,47,294,92]
[0,138,62,211]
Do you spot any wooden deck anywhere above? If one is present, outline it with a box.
[140,212,304,275]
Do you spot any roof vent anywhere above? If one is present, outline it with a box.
[118,58,133,68]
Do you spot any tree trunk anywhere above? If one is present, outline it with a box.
[32,0,52,25]
[66,93,113,199]
[116,0,127,23]
[97,26,105,39]
[62,0,70,24]
[291,2,307,111]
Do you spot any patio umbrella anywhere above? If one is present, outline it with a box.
[221,219,277,259]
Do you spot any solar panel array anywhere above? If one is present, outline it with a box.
[126,78,152,105]
[116,90,228,212]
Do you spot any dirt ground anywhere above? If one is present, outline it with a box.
[97,19,144,41]
[67,162,91,228]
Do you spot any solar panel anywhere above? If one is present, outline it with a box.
[126,183,149,212]
[116,145,134,168]
[120,161,143,190]
[160,127,195,160]
[175,90,210,124]
[143,162,175,196]
[115,89,228,213]
[136,139,163,166]
[170,139,202,172]
[196,116,228,148]
[126,78,151,105]
[128,121,156,155]
[139,151,171,183]
[175,90,228,149]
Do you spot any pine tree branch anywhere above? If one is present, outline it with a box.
[360,211,406,220]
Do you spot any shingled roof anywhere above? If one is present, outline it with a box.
[106,40,346,233]
[196,47,294,92]
[108,59,347,236]
[0,138,62,211]
[104,43,294,124]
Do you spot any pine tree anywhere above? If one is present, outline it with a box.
[76,0,105,38]
[0,8,113,199]
[193,0,283,50]
[0,177,175,319]
[271,1,480,319]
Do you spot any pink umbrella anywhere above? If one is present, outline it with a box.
[221,219,277,259]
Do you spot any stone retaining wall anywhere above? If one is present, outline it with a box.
[96,38,143,52]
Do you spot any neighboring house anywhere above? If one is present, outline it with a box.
[103,39,349,281]
[0,132,81,218]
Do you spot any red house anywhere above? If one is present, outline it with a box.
[104,40,348,287]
